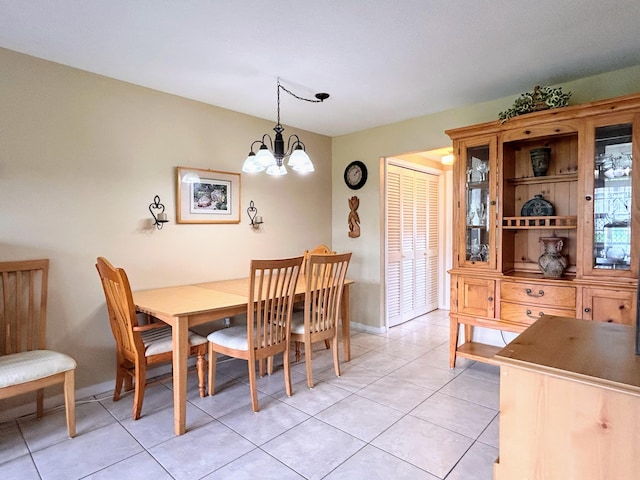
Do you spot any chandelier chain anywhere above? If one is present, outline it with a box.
[276,78,324,125]
[279,83,326,104]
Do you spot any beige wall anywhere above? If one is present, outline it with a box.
[0,48,332,408]
[332,65,640,331]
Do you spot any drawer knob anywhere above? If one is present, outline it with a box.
[525,288,544,298]
[526,309,543,319]
[584,307,591,313]
[488,296,494,302]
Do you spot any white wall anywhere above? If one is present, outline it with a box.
[0,48,332,406]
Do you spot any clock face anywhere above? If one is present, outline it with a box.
[344,161,368,190]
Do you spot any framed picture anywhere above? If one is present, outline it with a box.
[176,167,241,224]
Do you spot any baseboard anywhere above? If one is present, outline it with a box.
[351,321,387,335]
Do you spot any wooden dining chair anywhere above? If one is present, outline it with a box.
[295,245,337,358]
[301,244,335,274]
[95,257,207,420]
[0,259,76,437]
[290,252,351,388]
[207,256,303,412]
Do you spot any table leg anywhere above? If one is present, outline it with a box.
[341,284,351,361]
[172,317,189,435]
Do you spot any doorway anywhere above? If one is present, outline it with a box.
[385,161,442,327]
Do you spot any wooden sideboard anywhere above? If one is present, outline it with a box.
[493,315,640,479]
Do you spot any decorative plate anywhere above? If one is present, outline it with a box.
[521,194,554,216]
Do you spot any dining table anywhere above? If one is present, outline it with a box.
[132,275,353,435]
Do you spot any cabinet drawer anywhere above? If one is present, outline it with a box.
[500,282,575,308]
[501,301,575,326]
[501,121,579,142]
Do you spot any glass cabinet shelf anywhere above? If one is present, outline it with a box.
[467,181,489,189]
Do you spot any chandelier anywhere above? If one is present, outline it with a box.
[242,79,329,176]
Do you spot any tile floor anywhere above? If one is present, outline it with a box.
[0,310,500,480]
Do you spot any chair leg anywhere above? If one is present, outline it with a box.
[64,370,76,438]
[208,344,217,396]
[248,360,259,412]
[305,341,314,389]
[196,350,206,398]
[113,363,125,401]
[124,373,133,392]
[132,361,146,420]
[267,356,274,375]
[283,349,293,398]
[258,359,265,377]
[295,341,301,362]
[332,334,341,378]
[36,388,44,418]
[324,339,331,350]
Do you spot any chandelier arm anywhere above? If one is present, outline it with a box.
[284,134,305,156]
[250,139,264,153]
[260,134,274,150]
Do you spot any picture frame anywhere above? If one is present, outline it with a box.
[176,166,241,224]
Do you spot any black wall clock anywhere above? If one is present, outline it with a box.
[344,160,368,190]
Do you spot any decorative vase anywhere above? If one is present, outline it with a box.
[538,236,567,278]
[530,147,551,177]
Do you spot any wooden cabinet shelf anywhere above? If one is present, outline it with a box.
[455,342,502,364]
[502,216,577,229]
[506,173,578,185]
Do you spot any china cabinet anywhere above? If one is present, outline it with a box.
[447,93,640,367]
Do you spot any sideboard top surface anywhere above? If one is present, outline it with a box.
[495,315,640,395]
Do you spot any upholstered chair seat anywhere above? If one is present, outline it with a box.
[0,350,76,388]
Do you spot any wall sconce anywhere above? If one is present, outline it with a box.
[149,195,169,230]
[441,150,455,165]
[247,200,263,229]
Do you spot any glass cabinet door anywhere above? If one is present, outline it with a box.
[584,117,637,278]
[458,138,497,269]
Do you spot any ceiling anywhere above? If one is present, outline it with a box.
[1,1,640,137]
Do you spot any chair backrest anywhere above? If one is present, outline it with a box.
[304,252,352,335]
[247,257,303,357]
[95,257,144,360]
[0,259,49,356]
[301,244,335,274]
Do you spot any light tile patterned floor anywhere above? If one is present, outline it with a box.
[0,310,500,479]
